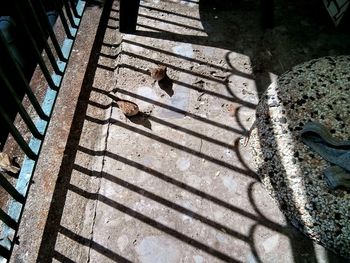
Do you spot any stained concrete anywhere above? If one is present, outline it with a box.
[10,0,350,262]
[89,0,349,262]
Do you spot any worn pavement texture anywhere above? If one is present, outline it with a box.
[11,0,350,262]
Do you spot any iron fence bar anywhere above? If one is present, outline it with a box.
[53,0,74,39]
[0,33,49,121]
[0,105,37,160]
[59,0,78,28]
[69,0,80,18]
[10,6,58,91]
[15,0,63,76]
[0,173,25,204]
[0,69,44,140]
[0,210,18,230]
[33,0,67,62]
[0,0,86,260]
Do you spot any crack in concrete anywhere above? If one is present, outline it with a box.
[87,102,114,263]
[86,6,122,259]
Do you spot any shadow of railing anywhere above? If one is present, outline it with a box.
[58,225,132,263]
[92,86,247,134]
[35,0,350,262]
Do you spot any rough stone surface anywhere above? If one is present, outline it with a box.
[249,56,350,258]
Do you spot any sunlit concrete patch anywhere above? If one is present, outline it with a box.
[176,157,191,171]
[262,234,280,253]
[226,75,259,105]
[185,173,202,188]
[172,43,194,58]
[193,255,204,263]
[136,236,181,263]
[157,82,190,118]
[252,224,294,263]
[123,41,145,53]
[136,86,158,112]
[246,251,260,263]
[117,235,129,252]
[180,0,198,8]
[221,175,238,192]
[226,51,254,75]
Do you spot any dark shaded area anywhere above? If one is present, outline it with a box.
[0,1,62,148]
[158,74,174,97]
[127,112,152,130]
[119,0,140,33]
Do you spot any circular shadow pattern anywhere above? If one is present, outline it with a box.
[249,56,350,258]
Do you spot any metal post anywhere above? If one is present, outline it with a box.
[0,32,49,121]
[119,0,140,33]
[0,69,44,140]
[58,0,78,28]
[12,1,59,90]
[69,0,81,18]
[16,0,63,75]
[0,105,37,160]
[34,0,68,62]
[53,0,74,39]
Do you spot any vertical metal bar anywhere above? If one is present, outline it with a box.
[59,0,77,28]
[33,0,67,62]
[0,68,44,140]
[53,0,74,39]
[120,0,140,33]
[0,1,86,260]
[0,209,18,230]
[0,173,25,203]
[15,0,63,76]
[0,33,49,121]
[0,105,37,160]
[69,0,80,18]
[8,8,58,91]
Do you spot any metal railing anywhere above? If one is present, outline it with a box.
[0,0,86,260]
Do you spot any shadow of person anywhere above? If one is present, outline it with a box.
[158,74,174,97]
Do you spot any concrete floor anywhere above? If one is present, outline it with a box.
[11,0,350,262]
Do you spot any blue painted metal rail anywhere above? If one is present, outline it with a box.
[0,0,86,261]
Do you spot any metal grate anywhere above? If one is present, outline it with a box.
[0,0,86,260]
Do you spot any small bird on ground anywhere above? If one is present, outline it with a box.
[109,89,140,117]
[115,99,139,117]
[149,65,167,81]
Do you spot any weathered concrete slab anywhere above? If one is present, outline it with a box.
[10,0,350,262]
[87,1,349,262]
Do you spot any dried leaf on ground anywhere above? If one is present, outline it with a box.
[0,153,20,174]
